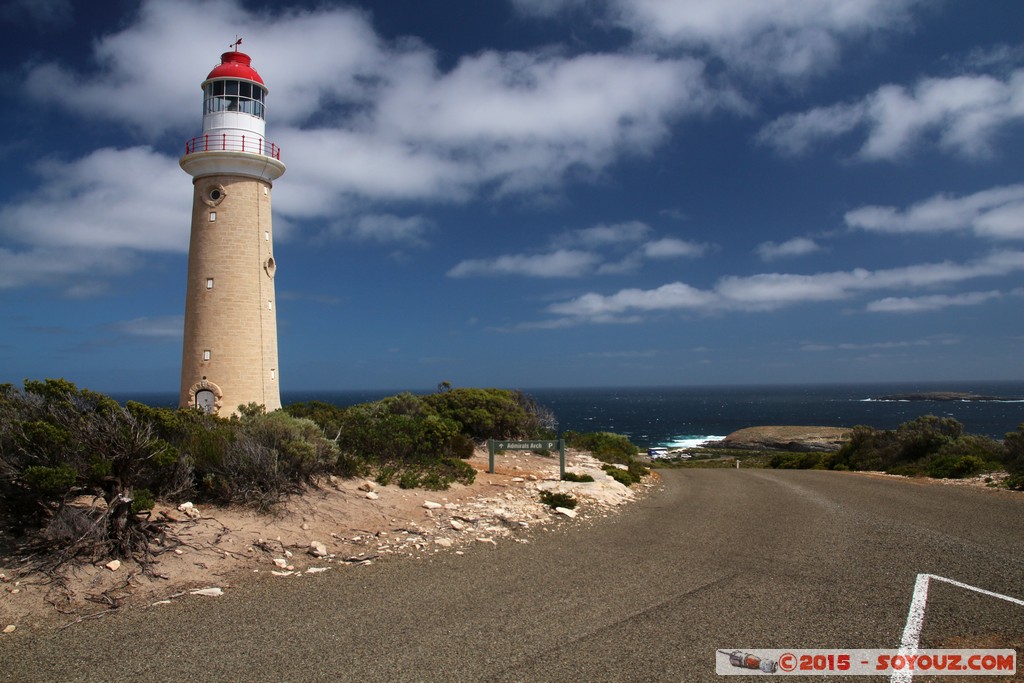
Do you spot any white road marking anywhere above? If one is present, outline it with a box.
[892,573,1023,683]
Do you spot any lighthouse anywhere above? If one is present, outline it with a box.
[179,43,286,415]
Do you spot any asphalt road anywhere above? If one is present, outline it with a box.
[3,469,1023,682]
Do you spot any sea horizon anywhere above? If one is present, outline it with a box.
[109,379,1024,448]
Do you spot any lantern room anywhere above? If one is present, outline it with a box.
[197,50,269,144]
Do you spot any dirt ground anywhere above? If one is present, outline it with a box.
[0,448,656,633]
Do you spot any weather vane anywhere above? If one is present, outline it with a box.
[229,35,242,50]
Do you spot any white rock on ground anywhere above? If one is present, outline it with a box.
[422,501,443,510]
[554,507,577,518]
[537,470,634,506]
[105,560,121,572]
[309,541,328,558]
[177,502,201,520]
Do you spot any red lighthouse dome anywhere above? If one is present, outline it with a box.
[206,50,265,86]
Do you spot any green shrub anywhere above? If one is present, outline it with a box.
[604,467,635,486]
[375,465,398,486]
[887,463,925,477]
[539,490,577,509]
[563,431,638,464]
[561,471,595,483]
[22,464,78,494]
[926,454,987,479]
[829,416,1007,482]
[422,387,556,441]
[0,379,191,562]
[131,488,156,514]
[769,452,827,469]
[398,470,421,489]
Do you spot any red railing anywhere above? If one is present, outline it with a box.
[184,134,281,160]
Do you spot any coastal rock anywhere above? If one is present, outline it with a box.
[554,507,577,518]
[715,426,851,453]
[105,560,121,572]
[177,502,201,520]
[309,541,328,558]
[422,501,443,510]
[273,558,288,568]
[190,587,224,597]
[358,480,377,492]
[365,491,380,500]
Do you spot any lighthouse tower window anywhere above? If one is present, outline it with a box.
[204,80,266,119]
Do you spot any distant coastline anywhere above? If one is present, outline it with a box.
[871,391,1024,402]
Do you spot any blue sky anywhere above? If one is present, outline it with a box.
[1,0,1023,394]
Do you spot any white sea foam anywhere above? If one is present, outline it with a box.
[663,435,727,449]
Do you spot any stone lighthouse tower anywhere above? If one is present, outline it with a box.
[179,43,285,415]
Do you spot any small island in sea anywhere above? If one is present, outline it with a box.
[873,391,1023,402]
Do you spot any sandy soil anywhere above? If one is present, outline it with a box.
[0,448,655,633]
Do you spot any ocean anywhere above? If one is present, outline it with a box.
[114,381,1024,449]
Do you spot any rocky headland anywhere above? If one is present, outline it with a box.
[711,426,852,452]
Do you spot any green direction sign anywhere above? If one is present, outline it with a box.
[487,439,565,478]
[491,440,560,451]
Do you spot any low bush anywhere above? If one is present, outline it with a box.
[602,462,649,486]
[603,467,636,486]
[0,380,190,565]
[539,490,576,509]
[823,415,1016,484]
[422,387,557,441]
[561,471,595,483]
[563,431,638,464]
[768,452,827,470]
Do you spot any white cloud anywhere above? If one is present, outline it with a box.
[0,146,187,252]
[0,247,139,292]
[760,69,1024,160]
[544,250,1024,321]
[516,0,921,81]
[845,185,1024,239]
[756,237,823,261]
[548,282,718,317]
[109,315,184,339]
[26,0,723,209]
[801,336,959,351]
[642,238,709,259]
[7,0,742,290]
[325,214,432,247]
[456,224,710,278]
[866,290,1002,313]
[447,249,600,278]
[757,101,867,156]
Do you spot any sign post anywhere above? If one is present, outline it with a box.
[488,439,565,479]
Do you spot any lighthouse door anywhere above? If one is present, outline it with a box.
[195,389,216,414]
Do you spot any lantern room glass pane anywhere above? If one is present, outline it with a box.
[225,80,238,96]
